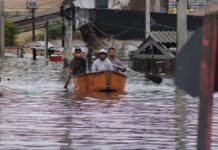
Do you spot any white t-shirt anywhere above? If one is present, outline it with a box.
[92,58,113,72]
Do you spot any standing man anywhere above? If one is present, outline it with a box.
[92,49,113,72]
[32,48,37,60]
[108,47,126,72]
[69,47,86,75]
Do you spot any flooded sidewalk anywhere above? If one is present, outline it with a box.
[0,57,218,150]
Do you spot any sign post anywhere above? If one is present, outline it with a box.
[27,0,38,60]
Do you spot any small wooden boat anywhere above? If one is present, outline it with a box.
[72,71,127,92]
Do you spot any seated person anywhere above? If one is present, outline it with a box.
[92,49,113,72]
[108,47,126,72]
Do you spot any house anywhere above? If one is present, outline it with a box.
[132,31,193,73]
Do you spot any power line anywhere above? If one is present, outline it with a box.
[77,0,107,47]
[91,20,177,31]
[92,0,154,38]
[76,0,164,48]
[90,21,137,37]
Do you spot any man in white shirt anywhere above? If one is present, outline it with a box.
[92,49,113,72]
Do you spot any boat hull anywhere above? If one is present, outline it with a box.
[72,71,126,92]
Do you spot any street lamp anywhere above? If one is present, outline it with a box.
[27,0,37,60]
[27,0,37,42]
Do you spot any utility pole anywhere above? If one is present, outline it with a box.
[145,0,151,39]
[175,2,187,149]
[27,0,37,41]
[31,7,37,60]
[176,0,187,54]
[175,4,189,146]
[62,0,74,68]
[27,0,38,60]
[0,0,4,58]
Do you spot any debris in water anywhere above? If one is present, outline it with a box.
[27,91,38,96]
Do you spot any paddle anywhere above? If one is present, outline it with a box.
[112,64,162,84]
[64,73,72,89]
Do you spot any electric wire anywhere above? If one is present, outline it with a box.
[77,0,155,48]
[88,0,154,38]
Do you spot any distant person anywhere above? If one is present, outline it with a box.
[108,47,126,72]
[92,49,113,72]
[69,47,86,76]
[32,48,37,60]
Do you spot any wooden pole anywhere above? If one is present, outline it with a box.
[145,0,151,39]
[0,0,4,57]
[63,0,73,68]
[197,16,218,150]
[175,2,188,149]
[176,0,187,54]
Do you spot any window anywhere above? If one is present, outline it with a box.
[96,0,108,8]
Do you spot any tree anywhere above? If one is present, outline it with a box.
[5,17,20,46]
[34,19,62,41]
[48,19,62,40]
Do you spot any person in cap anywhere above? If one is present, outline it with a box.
[91,48,113,72]
[69,47,86,75]
[108,47,126,72]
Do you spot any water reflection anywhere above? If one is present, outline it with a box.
[174,89,188,150]
[72,90,126,100]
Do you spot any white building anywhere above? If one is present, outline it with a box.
[169,0,217,10]
[74,0,95,9]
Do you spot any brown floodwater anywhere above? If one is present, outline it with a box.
[0,57,218,150]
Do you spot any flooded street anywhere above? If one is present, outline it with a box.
[0,57,218,150]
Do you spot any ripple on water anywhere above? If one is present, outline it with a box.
[0,57,217,149]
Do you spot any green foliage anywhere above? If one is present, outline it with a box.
[32,19,62,41]
[35,30,44,41]
[47,19,83,40]
[5,17,20,46]
[48,19,62,40]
